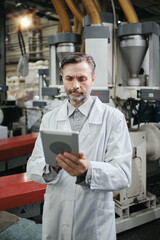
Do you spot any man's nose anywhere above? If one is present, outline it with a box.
[72,79,80,89]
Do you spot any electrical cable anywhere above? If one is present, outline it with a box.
[17,28,28,77]
[111,0,120,107]
[18,30,26,55]
[129,100,150,131]
[137,100,149,115]
[131,107,141,130]
[20,31,26,55]
[18,31,24,55]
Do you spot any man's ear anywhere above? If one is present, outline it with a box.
[92,74,96,85]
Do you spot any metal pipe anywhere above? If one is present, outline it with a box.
[117,0,139,23]
[39,74,43,100]
[50,45,57,86]
[51,0,72,32]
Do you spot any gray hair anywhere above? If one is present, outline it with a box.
[61,52,96,75]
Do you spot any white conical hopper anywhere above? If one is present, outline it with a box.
[120,35,148,86]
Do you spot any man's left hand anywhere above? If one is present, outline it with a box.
[56,152,88,176]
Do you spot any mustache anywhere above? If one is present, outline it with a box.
[69,89,83,94]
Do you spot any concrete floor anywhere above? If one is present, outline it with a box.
[0,212,42,240]
[117,219,160,240]
[1,211,160,240]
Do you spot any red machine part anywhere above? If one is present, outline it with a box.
[0,173,46,211]
[0,133,38,161]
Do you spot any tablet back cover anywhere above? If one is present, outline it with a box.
[41,130,79,165]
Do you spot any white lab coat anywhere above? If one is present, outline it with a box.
[27,96,132,240]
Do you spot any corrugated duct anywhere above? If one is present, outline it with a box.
[118,0,139,23]
[51,0,72,32]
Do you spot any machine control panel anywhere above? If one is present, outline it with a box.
[91,89,109,103]
[137,89,160,101]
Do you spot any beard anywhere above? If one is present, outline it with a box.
[66,89,87,103]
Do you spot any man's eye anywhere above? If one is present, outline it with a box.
[66,76,72,81]
[78,77,86,82]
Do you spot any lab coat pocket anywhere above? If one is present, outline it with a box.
[95,200,116,239]
[97,199,115,214]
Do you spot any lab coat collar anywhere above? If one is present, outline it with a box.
[89,96,104,124]
[67,96,94,117]
[56,96,104,125]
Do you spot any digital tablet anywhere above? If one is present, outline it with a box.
[40,129,79,165]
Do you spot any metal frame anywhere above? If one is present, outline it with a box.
[0,0,6,103]
[7,202,44,219]
[116,202,160,233]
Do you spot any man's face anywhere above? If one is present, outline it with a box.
[62,61,95,107]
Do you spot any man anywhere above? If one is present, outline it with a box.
[27,52,132,240]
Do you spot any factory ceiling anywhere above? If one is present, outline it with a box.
[3,0,160,25]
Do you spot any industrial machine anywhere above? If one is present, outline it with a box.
[86,15,160,233]
[32,32,82,108]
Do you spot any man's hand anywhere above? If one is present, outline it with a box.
[56,152,88,176]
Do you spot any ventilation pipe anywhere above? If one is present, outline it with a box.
[51,0,72,32]
[81,0,102,25]
[117,0,139,23]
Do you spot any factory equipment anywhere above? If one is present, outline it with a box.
[83,12,113,102]
[140,123,160,175]
[48,32,81,87]
[112,22,160,232]
[0,100,23,137]
[35,27,110,104]
[84,13,110,89]
[82,11,160,233]
[32,32,82,108]
[84,12,115,88]
[119,34,147,87]
[112,22,160,102]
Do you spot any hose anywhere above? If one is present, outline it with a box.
[57,21,63,33]
[93,0,101,12]
[65,0,83,25]
[117,0,139,23]
[81,0,102,25]
[51,0,72,32]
